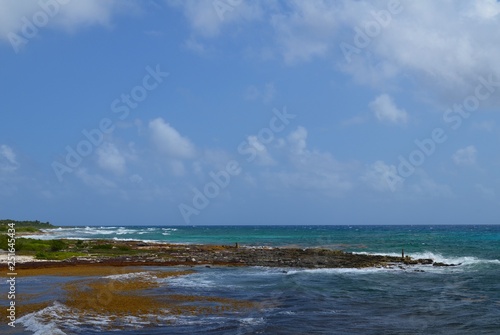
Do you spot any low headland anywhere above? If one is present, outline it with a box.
[1,220,456,271]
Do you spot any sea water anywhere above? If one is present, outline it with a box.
[2,225,500,334]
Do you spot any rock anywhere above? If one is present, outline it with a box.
[433,262,459,267]
[403,259,418,265]
[417,259,433,265]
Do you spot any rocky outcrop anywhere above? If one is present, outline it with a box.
[16,241,457,269]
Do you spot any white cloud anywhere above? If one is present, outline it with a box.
[168,0,223,37]
[149,118,196,159]
[247,135,275,166]
[245,82,276,103]
[129,174,143,184]
[97,142,126,175]
[169,160,186,176]
[263,126,353,195]
[452,145,477,166]
[0,144,19,172]
[339,1,500,99]
[270,1,340,64]
[362,160,401,192]
[409,171,454,198]
[369,94,408,125]
[0,0,133,42]
[75,168,116,190]
[168,0,262,37]
[287,126,307,154]
[174,1,500,104]
[340,115,369,127]
[183,35,207,54]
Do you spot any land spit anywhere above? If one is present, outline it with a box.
[15,240,452,270]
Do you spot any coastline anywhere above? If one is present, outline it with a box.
[6,225,497,335]
[12,238,442,271]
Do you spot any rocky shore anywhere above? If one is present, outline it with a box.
[15,240,452,270]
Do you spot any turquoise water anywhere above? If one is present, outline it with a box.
[4,225,500,334]
[28,224,500,259]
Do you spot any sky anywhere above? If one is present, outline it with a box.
[1,0,500,226]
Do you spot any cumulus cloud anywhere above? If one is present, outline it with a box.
[262,126,353,195]
[452,145,477,166]
[287,126,307,154]
[97,142,126,175]
[0,0,133,43]
[168,0,262,37]
[270,1,340,64]
[0,144,19,172]
[409,172,454,198]
[173,0,500,103]
[338,1,500,99]
[149,118,196,159]
[369,94,408,125]
[75,168,116,190]
[247,135,275,166]
[362,160,401,192]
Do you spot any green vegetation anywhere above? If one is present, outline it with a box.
[0,219,146,260]
[0,219,56,233]
[0,233,143,260]
[35,251,86,261]
[91,243,113,250]
[50,240,67,252]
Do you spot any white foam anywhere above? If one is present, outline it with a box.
[17,302,69,335]
[285,267,396,275]
[103,271,153,280]
[239,317,265,326]
[162,275,216,288]
[354,251,500,268]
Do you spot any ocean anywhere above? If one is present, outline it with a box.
[3,225,500,334]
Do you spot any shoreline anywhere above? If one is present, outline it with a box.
[10,238,446,271]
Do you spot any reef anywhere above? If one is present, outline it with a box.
[16,240,443,270]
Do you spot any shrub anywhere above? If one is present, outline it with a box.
[91,244,113,250]
[50,240,66,252]
[35,251,48,259]
[117,246,131,251]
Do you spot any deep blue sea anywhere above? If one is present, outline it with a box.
[3,225,500,334]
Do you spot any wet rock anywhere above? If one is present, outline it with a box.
[417,259,433,265]
[433,262,459,267]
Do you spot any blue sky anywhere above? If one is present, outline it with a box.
[1,0,500,226]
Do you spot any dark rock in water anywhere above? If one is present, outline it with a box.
[433,262,459,267]
[404,259,418,265]
[417,259,433,265]
[433,262,447,266]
